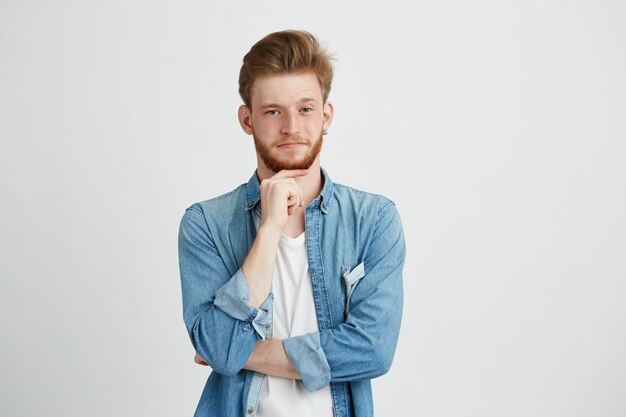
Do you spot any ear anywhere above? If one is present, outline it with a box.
[238,105,254,135]
[323,101,334,131]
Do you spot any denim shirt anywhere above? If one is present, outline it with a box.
[178,168,405,417]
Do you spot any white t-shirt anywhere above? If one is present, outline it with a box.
[256,231,334,417]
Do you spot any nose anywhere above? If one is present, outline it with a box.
[280,110,300,136]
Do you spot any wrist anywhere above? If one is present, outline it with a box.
[257,223,283,243]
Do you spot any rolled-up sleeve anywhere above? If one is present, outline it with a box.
[179,206,272,375]
[282,202,405,389]
[283,332,331,391]
[214,268,272,340]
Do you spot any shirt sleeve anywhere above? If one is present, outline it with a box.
[214,268,272,339]
[283,202,405,391]
[179,206,272,376]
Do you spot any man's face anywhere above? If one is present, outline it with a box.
[238,72,333,174]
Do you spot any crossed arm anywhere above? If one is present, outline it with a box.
[180,173,404,390]
[195,338,299,380]
[192,215,300,380]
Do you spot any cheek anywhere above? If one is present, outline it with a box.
[306,118,324,132]
[251,117,277,132]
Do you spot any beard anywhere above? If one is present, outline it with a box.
[253,131,324,173]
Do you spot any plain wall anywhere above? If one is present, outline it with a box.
[1,1,625,416]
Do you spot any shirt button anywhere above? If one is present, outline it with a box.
[247,407,254,414]
[265,324,270,331]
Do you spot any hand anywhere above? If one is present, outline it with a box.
[259,169,308,232]
[194,352,208,366]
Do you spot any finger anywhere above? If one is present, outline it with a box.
[281,180,304,199]
[287,196,300,215]
[267,179,301,193]
[194,353,208,366]
[279,182,304,202]
[271,169,309,180]
[288,185,304,206]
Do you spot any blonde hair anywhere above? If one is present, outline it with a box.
[238,30,334,108]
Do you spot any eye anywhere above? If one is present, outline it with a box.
[301,107,314,113]
[265,109,279,116]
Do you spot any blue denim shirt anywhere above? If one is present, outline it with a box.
[178,168,405,417]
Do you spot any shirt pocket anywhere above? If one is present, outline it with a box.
[341,262,366,315]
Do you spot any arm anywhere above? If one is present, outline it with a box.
[284,203,405,390]
[242,226,281,307]
[244,169,308,307]
[244,339,300,379]
[195,340,299,381]
[179,207,269,376]
[195,203,405,388]
[180,170,307,375]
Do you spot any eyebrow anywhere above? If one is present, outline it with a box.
[259,98,317,108]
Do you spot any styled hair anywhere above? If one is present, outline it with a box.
[238,30,334,109]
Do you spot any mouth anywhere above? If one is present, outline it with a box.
[277,141,307,148]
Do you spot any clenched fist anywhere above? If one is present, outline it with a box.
[259,169,308,233]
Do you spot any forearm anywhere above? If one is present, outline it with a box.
[189,304,259,375]
[243,339,301,380]
[242,225,282,307]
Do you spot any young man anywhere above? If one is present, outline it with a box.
[178,30,405,417]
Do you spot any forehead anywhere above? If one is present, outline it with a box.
[250,72,323,107]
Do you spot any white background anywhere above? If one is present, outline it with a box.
[1,1,625,416]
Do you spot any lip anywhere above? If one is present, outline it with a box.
[277,142,306,148]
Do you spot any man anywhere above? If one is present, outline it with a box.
[178,30,405,417]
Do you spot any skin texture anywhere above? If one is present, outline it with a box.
[195,72,334,379]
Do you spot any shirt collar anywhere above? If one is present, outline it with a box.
[245,167,335,214]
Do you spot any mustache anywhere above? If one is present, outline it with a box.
[273,136,311,146]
